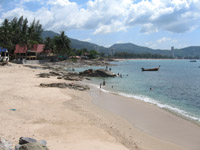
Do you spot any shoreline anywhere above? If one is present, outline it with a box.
[87,84,200,150]
[1,63,199,150]
[88,83,200,125]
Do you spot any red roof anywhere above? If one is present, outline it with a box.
[31,44,44,53]
[14,45,27,54]
[14,44,45,54]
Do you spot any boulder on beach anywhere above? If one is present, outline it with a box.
[79,69,116,77]
[0,138,12,150]
[15,137,49,150]
[40,83,90,91]
[16,142,49,150]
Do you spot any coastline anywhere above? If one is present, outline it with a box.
[89,83,200,124]
[87,84,200,150]
[0,63,199,150]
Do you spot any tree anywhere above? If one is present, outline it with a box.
[44,37,54,52]
[53,31,71,56]
[0,16,43,56]
[88,50,99,59]
[0,19,12,52]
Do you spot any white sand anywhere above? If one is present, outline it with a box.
[0,63,199,150]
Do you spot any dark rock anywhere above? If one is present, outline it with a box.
[57,76,62,79]
[49,71,61,76]
[40,83,90,91]
[37,73,50,78]
[63,76,82,81]
[19,137,37,145]
[37,71,84,81]
[17,142,49,150]
[79,69,116,77]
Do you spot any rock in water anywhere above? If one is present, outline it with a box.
[79,69,116,77]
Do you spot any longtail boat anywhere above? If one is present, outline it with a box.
[141,66,160,71]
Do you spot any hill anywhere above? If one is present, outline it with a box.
[175,46,200,58]
[42,31,109,54]
[42,31,200,58]
[110,43,170,56]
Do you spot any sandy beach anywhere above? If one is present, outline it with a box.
[0,63,199,150]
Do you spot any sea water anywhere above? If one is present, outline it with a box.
[76,59,200,122]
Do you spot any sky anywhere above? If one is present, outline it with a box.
[0,0,200,50]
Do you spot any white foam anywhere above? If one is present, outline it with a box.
[118,92,200,122]
[89,83,200,122]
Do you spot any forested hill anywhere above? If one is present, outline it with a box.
[42,31,200,58]
[41,31,109,54]
[110,43,170,56]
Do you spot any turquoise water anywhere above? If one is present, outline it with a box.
[76,60,200,122]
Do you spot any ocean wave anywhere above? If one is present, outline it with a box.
[89,83,200,122]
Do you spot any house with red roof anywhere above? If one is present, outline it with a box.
[14,44,46,60]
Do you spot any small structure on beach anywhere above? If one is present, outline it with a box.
[0,47,9,62]
[14,44,49,60]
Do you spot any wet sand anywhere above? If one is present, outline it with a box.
[89,87,200,150]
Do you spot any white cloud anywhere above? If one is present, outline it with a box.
[157,37,171,43]
[0,0,200,34]
[157,37,178,44]
[82,38,91,42]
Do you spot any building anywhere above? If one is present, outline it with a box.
[14,44,45,60]
[171,46,174,58]
[110,48,115,57]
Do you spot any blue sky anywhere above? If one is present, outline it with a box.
[0,0,200,50]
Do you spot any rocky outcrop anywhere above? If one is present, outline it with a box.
[15,142,48,150]
[40,83,90,91]
[37,71,83,81]
[79,69,116,77]
[15,137,49,150]
[0,138,12,150]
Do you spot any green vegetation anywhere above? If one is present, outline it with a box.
[72,48,99,59]
[0,16,72,58]
[1,17,200,60]
[114,52,171,59]
[44,31,71,56]
[0,16,43,54]
[42,31,200,59]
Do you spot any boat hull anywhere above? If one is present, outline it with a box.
[141,67,159,71]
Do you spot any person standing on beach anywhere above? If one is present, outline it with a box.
[100,83,102,88]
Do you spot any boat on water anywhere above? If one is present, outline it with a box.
[141,66,160,71]
[190,60,197,62]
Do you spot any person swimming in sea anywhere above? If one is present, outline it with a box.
[103,79,106,86]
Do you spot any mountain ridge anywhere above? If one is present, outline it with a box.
[41,30,200,58]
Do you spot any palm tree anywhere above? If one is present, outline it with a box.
[0,19,12,52]
[44,37,54,52]
[0,16,43,58]
[53,31,71,56]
